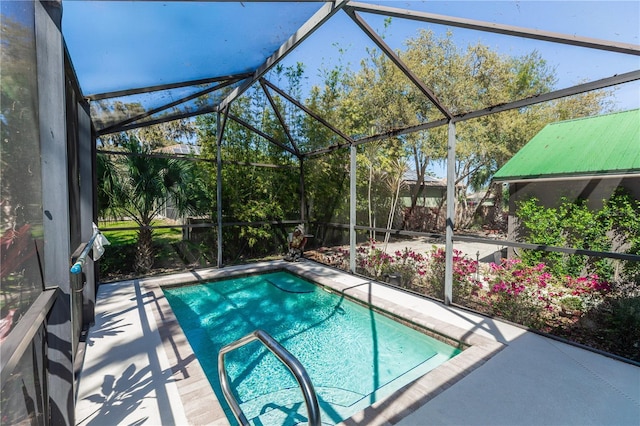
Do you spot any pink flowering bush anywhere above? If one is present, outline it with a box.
[385,247,427,288]
[557,274,611,314]
[313,242,613,335]
[483,258,611,328]
[422,247,482,303]
[356,240,393,279]
[355,240,427,287]
[482,259,557,328]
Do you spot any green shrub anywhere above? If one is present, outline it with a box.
[604,296,640,360]
[516,188,640,284]
[559,296,583,314]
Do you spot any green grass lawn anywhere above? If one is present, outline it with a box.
[98,220,187,279]
[99,220,182,246]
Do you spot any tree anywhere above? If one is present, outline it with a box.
[301,66,357,229]
[196,78,301,259]
[98,135,200,272]
[337,29,611,231]
[190,26,615,248]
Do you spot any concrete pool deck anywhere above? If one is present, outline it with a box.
[75,260,640,426]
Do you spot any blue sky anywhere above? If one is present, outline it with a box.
[63,1,639,109]
[281,1,639,111]
[62,1,322,94]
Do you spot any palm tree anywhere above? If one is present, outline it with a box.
[98,135,199,272]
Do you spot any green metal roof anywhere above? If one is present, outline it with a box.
[493,109,640,181]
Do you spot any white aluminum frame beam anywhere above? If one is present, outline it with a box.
[456,70,640,121]
[444,121,456,305]
[260,79,301,156]
[261,78,355,145]
[227,112,298,156]
[216,107,229,267]
[350,143,357,272]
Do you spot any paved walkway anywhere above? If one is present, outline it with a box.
[75,261,640,425]
[75,276,190,425]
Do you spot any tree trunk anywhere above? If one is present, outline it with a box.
[383,173,403,249]
[402,153,428,230]
[462,188,492,229]
[135,226,154,273]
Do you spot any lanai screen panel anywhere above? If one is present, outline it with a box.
[62,1,327,132]
[89,79,246,134]
[62,1,326,96]
[63,1,639,139]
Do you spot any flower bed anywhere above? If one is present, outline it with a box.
[313,240,638,362]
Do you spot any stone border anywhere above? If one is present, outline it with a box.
[143,279,229,425]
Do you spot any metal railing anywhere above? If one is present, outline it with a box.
[0,288,58,384]
[217,329,321,426]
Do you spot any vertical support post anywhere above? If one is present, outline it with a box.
[78,101,95,325]
[507,183,516,259]
[299,157,306,223]
[216,111,223,267]
[349,144,357,273]
[37,1,74,424]
[444,120,456,305]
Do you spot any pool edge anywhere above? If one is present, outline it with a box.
[142,279,230,425]
[141,260,505,425]
[283,263,506,425]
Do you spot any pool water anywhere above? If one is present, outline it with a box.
[163,271,461,425]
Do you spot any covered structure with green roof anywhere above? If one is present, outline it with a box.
[494,108,640,239]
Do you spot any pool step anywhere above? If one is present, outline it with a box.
[241,386,366,425]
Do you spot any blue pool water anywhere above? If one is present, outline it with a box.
[163,271,461,425]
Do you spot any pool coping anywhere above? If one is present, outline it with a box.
[141,260,504,425]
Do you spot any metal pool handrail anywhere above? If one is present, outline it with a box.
[217,329,321,426]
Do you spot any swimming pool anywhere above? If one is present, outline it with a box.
[163,270,462,425]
